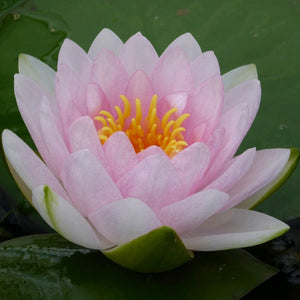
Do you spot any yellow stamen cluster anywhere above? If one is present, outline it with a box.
[95,95,190,157]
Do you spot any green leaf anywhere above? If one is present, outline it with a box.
[237,148,300,209]
[0,234,278,300]
[104,226,194,273]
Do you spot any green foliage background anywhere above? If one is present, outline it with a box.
[0,1,299,298]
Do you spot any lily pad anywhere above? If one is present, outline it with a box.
[0,234,278,300]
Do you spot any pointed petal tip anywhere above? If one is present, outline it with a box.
[182,208,290,251]
[2,128,9,138]
[2,129,15,149]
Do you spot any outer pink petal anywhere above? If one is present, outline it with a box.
[205,148,256,192]
[125,70,155,118]
[203,78,260,183]
[91,49,129,109]
[158,190,228,235]
[222,64,258,92]
[151,47,193,100]
[55,64,82,141]
[18,56,61,130]
[182,208,289,251]
[223,79,261,143]
[203,105,250,184]
[117,154,183,211]
[40,97,70,178]
[163,33,202,61]
[88,28,123,59]
[86,83,111,119]
[56,63,87,115]
[206,127,225,162]
[119,33,159,76]
[224,79,260,111]
[68,116,111,174]
[58,38,92,82]
[171,143,210,195]
[185,75,224,143]
[2,130,68,201]
[103,132,137,181]
[14,75,63,170]
[223,79,261,135]
[190,51,220,87]
[88,198,162,245]
[32,185,113,249]
[228,149,290,207]
[61,150,122,217]
[18,54,56,96]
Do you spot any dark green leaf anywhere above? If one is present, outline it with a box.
[0,234,278,300]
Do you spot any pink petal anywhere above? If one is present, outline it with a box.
[157,189,228,235]
[68,116,111,174]
[33,185,112,249]
[2,130,68,201]
[61,150,122,217]
[18,54,56,96]
[40,97,70,178]
[136,145,168,162]
[55,64,82,141]
[119,32,159,76]
[171,143,210,195]
[223,79,261,134]
[190,51,220,87]
[187,121,207,144]
[88,28,123,59]
[88,198,162,245]
[182,208,289,251]
[91,49,129,109]
[222,64,258,92]
[151,47,193,100]
[228,149,290,207]
[58,38,92,83]
[157,92,188,120]
[56,64,87,116]
[117,154,183,211]
[205,148,256,192]
[103,132,137,181]
[125,70,155,118]
[163,33,202,61]
[202,105,249,185]
[185,75,224,143]
[86,83,111,119]
[14,75,53,165]
[206,127,225,161]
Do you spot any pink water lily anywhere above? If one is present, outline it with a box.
[2,29,292,254]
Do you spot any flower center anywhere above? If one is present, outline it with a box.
[95,95,190,157]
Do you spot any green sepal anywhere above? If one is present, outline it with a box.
[236,148,299,209]
[103,226,194,273]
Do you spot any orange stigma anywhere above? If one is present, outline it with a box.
[95,95,190,157]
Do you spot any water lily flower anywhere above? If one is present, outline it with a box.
[2,28,298,272]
